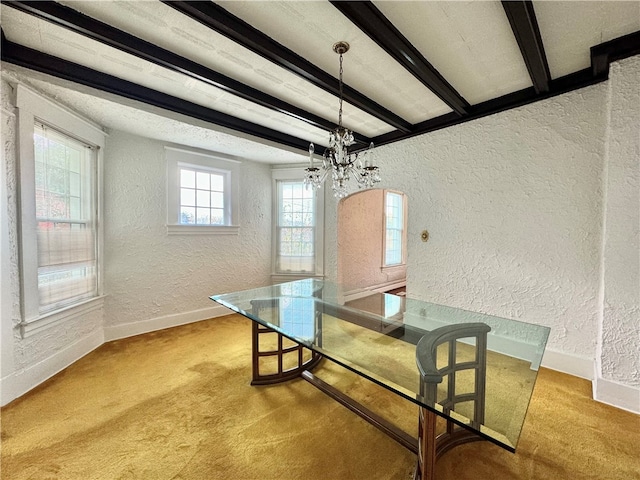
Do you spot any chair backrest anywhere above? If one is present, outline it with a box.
[415,322,491,427]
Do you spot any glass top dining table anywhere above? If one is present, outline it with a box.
[211,278,550,453]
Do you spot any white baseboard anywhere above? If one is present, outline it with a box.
[2,305,232,406]
[1,329,103,407]
[540,350,639,413]
[593,377,640,414]
[104,304,230,342]
[540,348,594,380]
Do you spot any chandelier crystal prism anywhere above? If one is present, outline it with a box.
[304,41,380,198]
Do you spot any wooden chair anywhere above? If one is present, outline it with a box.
[414,322,491,480]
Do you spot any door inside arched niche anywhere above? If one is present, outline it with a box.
[337,189,408,298]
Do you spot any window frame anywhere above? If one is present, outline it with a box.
[271,168,324,279]
[16,84,105,336]
[34,121,99,314]
[166,146,240,235]
[382,190,407,270]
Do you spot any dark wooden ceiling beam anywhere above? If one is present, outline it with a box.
[502,0,551,94]
[0,33,312,153]
[3,1,375,145]
[591,30,640,78]
[330,1,469,116]
[161,0,413,133]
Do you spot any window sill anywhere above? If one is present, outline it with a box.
[381,264,406,273]
[20,295,105,338]
[271,273,324,284]
[166,224,239,235]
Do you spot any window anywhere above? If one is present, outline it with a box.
[179,167,227,225]
[166,147,239,234]
[384,191,405,267]
[34,123,97,313]
[272,169,323,277]
[16,84,105,335]
[276,181,314,272]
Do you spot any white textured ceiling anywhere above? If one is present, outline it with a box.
[535,1,640,79]
[0,1,638,164]
[216,0,453,123]
[373,1,532,105]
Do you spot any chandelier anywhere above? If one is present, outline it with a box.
[304,41,380,198]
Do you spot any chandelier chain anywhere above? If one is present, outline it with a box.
[338,52,344,128]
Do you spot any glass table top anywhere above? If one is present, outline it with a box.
[211,279,550,451]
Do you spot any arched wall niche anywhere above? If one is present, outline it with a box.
[337,188,408,298]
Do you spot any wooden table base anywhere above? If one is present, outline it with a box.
[250,321,322,385]
[251,325,485,480]
[415,407,485,480]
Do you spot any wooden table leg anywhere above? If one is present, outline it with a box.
[415,407,438,480]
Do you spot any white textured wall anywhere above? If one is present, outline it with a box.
[1,79,17,381]
[103,131,273,328]
[600,56,640,386]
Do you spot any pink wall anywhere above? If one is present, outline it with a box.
[337,189,406,293]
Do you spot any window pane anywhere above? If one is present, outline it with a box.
[180,169,195,188]
[70,197,81,218]
[181,206,195,224]
[47,166,67,195]
[302,212,314,227]
[211,208,224,225]
[68,151,81,173]
[303,199,313,213]
[196,207,210,224]
[281,200,293,226]
[47,140,67,169]
[34,134,46,164]
[48,193,68,219]
[181,188,195,207]
[211,192,224,208]
[69,172,80,196]
[385,192,404,266]
[196,171,210,190]
[211,174,224,191]
[196,189,210,207]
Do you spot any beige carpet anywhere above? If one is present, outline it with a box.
[1,314,639,479]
